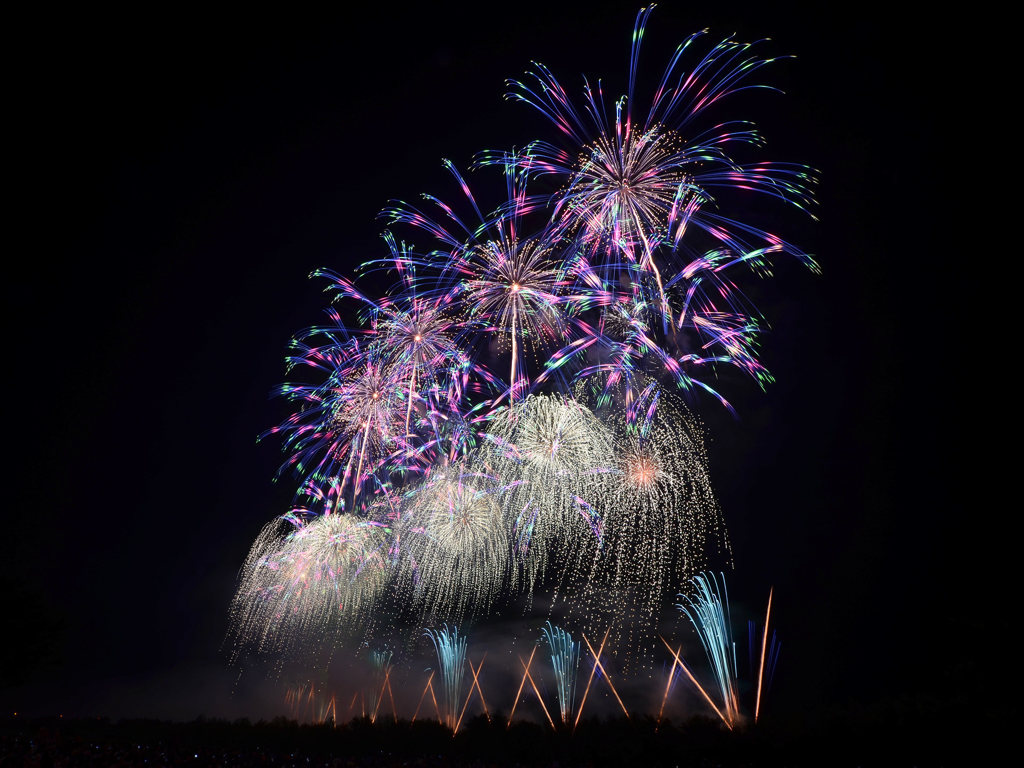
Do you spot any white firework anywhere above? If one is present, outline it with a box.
[575,382,729,661]
[228,513,391,659]
[478,393,613,590]
[395,463,511,622]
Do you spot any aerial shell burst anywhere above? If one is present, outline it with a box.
[228,513,392,660]
[495,3,817,385]
[264,332,412,515]
[478,393,613,591]
[233,6,816,676]
[567,379,729,662]
[383,153,570,405]
[395,461,514,623]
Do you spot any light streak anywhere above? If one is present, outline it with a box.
[521,655,557,731]
[657,644,682,726]
[660,636,732,730]
[755,587,773,722]
[573,628,610,730]
[507,645,538,728]
[581,632,629,718]
[454,655,489,733]
[411,670,435,723]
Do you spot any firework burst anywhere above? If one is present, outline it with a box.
[497,3,817,404]
[235,8,815,678]
[228,513,391,659]
[396,463,513,622]
[563,380,728,661]
[383,154,570,405]
[479,393,613,590]
[264,333,412,515]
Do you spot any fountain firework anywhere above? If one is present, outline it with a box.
[676,572,740,724]
[541,621,580,724]
[424,625,468,729]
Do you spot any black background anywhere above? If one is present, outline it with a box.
[4,1,991,722]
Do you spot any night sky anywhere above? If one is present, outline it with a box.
[5,2,988,723]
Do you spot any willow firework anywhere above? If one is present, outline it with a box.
[228,513,390,659]
[396,463,513,622]
[479,393,613,590]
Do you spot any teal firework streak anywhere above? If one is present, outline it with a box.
[676,572,740,724]
[541,621,580,724]
[424,625,467,729]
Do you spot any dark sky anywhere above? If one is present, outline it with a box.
[5,2,987,722]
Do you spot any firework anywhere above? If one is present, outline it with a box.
[675,571,740,725]
[265,334,412,514]
[284,682,338,724]
[368,649,397,722]
[383,155,568,405]
[313,234,476,443]
[396,463,513,622]
[479,393,613,589]
[228,513,391,658]
[541,621,580,724]
[503,6,817,327]
[551,380,728,663]
[236,8,815,679]
[750,588,779,722]
[424,625,468,729]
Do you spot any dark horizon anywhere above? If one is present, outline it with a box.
[4,1,990,728]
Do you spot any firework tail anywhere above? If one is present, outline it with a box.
[507,645,538,727]
[521,655,557,730]
[469,657,490,721]
[430,679,441,722]
[659,636,732,730]
[454,655,489,734]
[677,573,740,723]
[371,667,397,723]
[657,644,682,726]
[412,670,435,723]
[581,632,629,718]
[371,670,386,723]
[755,587,773,722]
[573,627,610,731]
